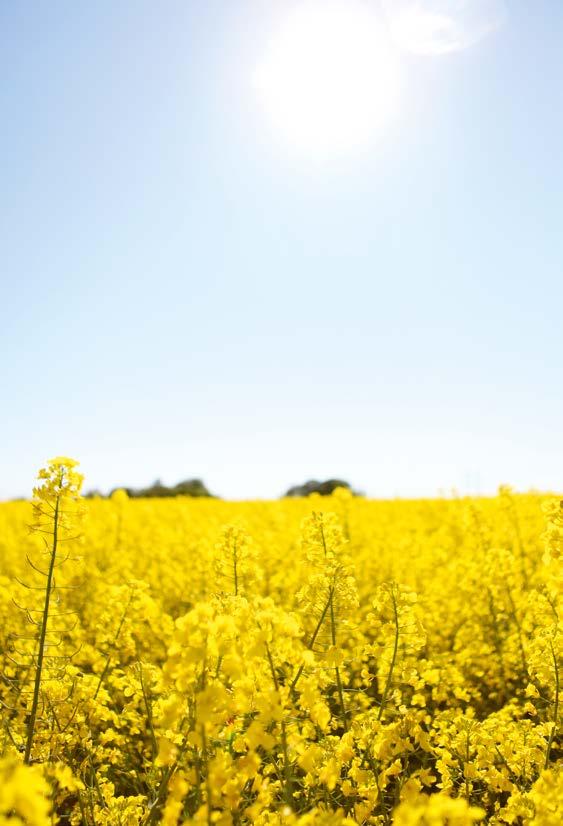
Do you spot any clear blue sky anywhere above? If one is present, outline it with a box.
[1,1,562,499]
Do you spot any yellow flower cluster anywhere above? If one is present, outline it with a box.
[0,464,560,825]
[0,758,51,825]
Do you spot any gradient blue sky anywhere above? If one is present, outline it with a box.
[2,1,562,499]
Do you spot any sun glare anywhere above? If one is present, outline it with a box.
[254,1,401,157]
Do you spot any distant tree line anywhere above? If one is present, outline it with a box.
[284,479,356,497]
[85,478,358,499]
[85,479,214,499]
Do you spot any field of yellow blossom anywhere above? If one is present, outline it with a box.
[0,458,561,825]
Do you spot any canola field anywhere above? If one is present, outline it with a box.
[0,458,561,825]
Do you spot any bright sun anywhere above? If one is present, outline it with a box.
[254,1,401,157]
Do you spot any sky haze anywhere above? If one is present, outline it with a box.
[1,1,562,499]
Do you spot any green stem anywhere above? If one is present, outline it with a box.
[144,717,190,826]
[201,725,213,826]
[329,590,347,731]
[464,730,471,802]
[378,586,399,722]
[545,639,559,769]
[290,588,333,693]
[265,642,292,806]
[24,495,60,764]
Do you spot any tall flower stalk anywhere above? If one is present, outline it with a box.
[23,457,84,764]
[295,512,358,728]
